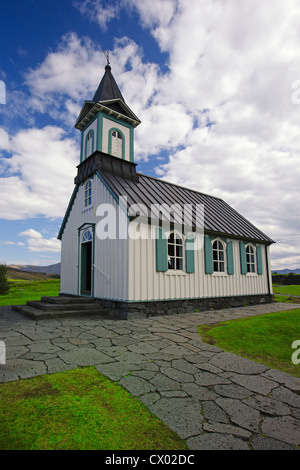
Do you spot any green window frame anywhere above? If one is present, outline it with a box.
[240,242,263,275]
[85,130,94,159]
[212,239,226,273]
[246,244,256,273]
[167,232,184,271]
[84,180,92,207]
[108,128,125,159]
[205,236,234,275]
[156,229,195,274]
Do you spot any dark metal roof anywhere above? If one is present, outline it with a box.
[75,66,141,129]
[100,171,274,244]
[93,65,125,103]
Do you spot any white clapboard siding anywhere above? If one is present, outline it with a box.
[60,174,129,301]
[128,223,271,302]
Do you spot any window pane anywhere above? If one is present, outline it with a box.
[169,233,175,243]
[220,262,225,272]
[176,258,183,270]
[176,245,183,257]
[175,235,183,245]
[168,244,174,256]
[168,257,175,269]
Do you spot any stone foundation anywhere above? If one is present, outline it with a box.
[95,294,274,320]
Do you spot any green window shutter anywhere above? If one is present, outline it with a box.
[156,227,168,272]
[240,241,247,275]
[204,236,213,274]
[227,241,234,275]
[256,245,263,275]
[185,236,195,273]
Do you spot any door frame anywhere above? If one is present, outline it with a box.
[78,223,95,297]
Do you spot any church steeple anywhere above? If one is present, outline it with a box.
[75,62,140,163]
[92,64,125,103]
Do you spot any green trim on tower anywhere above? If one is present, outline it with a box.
[108,127,126,160]
[97,112,102,152]
[84,129,95,159]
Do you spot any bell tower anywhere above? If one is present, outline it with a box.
[75,60,141,164]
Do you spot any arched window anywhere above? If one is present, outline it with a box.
[86,131,93,158]
[213,240,225,272]
[111,129,123,158]
[167,232,184,270]
[84,181,92,207]
[82,229,93,243]
[246,244,256,273]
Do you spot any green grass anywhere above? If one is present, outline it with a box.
[0,367,187,450]
[0,279,60,306]
[274,294,299,303]
[198,309,300,378]
[273,284,300,296]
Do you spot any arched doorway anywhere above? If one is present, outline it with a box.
[81,228,93,296]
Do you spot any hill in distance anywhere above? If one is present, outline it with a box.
[9,262,61,275]
[7,263,61,280]
[272,268,300,274]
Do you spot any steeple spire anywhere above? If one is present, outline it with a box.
[92,60,125,103]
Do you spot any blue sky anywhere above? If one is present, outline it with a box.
[0,0,300,270]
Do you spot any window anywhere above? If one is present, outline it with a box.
[82,229,93,243]
[111,130,123,158]
[86,131,93,158]
[84,181,92,207]
[246,244,256,273]
[168,233,184,270]
[213,240,225,272]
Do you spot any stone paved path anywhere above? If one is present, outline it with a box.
[0,303,299,450]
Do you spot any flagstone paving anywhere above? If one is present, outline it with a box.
[0,302,299,450]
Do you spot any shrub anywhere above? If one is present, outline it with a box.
[0,265,10,295]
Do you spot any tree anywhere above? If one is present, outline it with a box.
[0,265,10,295]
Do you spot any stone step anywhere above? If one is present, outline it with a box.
[13,304,106,320]
[41,296,96,304]
[27,300,103,312]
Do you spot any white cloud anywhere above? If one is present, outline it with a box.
[0,126,78,220]
[73,0,118,30]
[19,229,61,253]
[25,33,105,121]
[0,128,10,151]
[125,0,300,270]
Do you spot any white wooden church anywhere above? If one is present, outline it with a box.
[58,62,274,319]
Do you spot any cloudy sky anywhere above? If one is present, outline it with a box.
[0,0,299,270]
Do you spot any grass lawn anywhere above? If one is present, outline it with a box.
[0,279,60,306]
[274,294,299,303]
[198,309,300,378]
[0,367,187,450]
[273,284,300,296]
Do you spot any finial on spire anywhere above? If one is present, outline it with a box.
[103,50,110,69]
